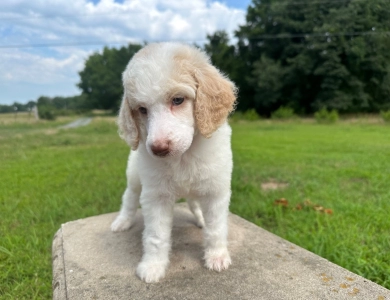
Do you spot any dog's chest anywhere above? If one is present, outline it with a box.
[162,155,210,197]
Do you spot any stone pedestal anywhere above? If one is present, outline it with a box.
[52,204,390,299]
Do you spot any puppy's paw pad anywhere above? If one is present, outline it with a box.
[136,261,166,283]
[111,216,132,232]
[205,251,231,272]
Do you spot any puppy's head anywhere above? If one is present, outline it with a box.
[118,43,236,158]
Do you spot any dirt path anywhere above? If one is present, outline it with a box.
[59,117,92,129]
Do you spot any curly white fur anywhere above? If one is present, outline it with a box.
[111,42,236,283]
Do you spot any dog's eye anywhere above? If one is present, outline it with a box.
[172,97,184,106]
[139,107,147,115]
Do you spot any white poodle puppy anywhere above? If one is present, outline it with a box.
[111,42,237,283]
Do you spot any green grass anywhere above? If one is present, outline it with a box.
[230,120,390,288]
[0,115,128,299]
[0,114,389,298]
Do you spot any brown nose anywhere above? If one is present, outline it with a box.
[151,141,170,157]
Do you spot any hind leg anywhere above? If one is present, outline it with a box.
[187,199,205,228]
[111,185,140,232]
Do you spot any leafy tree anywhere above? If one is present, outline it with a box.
[34,95,89,119]
[0,101,37,114]
[0,105,14,113]
[235,0,390,115]
[78,44,142,112]
[36,96,52,107]
[204,31,254,111]
[204,31,238,77]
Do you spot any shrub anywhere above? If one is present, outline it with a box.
[230,109,260,121]
[314,108,339,123]
[243,109,260,121]
[271,106,296,120]
[380,110,390,123]
[37,105,56,120]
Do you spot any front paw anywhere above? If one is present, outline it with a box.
[204,248,231,272]
[111,215,133,232]
[136,260,167,283]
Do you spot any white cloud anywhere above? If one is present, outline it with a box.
[0,0,246,104]
[0,47,89,84]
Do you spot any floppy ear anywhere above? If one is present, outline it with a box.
[194,65,237,138]
[117,96,140,150]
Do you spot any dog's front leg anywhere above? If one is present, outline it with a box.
[137,191,174,283]
[200,192,231,272]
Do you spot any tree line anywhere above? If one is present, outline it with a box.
[209,0,390,116]
[4,0,389,118]
[0,101,36,113]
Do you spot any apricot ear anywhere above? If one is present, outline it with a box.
[194,65,237,137]
[117,96,140,149]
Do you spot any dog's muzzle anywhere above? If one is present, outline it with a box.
[151,141,170,157]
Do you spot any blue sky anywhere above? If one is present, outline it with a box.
[0,0,251,105]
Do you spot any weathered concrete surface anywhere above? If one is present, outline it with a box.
[52,203,390,300]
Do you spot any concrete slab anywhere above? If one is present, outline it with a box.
[52,203,390,300]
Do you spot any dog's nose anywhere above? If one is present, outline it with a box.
[151,141,170,157]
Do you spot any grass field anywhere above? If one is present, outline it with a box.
[0,112,389,298]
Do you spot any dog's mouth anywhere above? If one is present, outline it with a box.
[153,149,170,157]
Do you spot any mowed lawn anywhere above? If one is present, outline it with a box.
[0,113,389,298]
